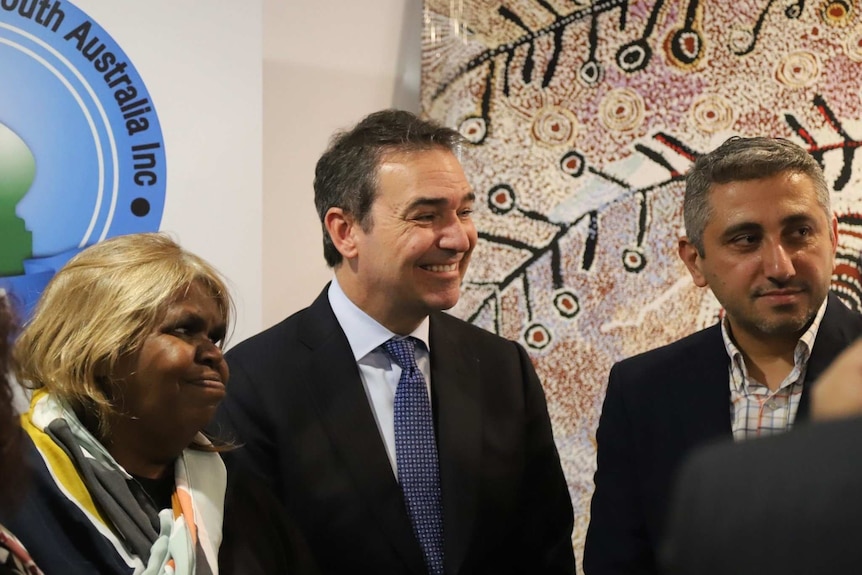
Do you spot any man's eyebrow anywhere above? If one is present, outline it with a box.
[406,197,447,210]
[719,222,762,240]
[781,213,818,227]
[719,213,819,240]
[405,192,476,211]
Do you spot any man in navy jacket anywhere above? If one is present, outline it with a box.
[584,136,862,574]
[217,110,575,575]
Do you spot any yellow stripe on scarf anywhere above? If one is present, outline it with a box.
[21,392,109,528]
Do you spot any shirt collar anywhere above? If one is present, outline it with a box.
[721,295,829,377]
[327,276,431,361]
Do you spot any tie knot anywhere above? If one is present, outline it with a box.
[383,337,418,370]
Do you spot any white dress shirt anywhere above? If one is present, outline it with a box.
[328,277,431,477]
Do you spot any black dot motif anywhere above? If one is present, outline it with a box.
[131,197,150,217]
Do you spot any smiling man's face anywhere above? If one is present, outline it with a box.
[342,147,477,334]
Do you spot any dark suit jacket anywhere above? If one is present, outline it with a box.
[583,292,862,575]
[214,287,575,575]
[662,415,862,575]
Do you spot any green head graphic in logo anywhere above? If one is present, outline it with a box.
[0,122,34,276]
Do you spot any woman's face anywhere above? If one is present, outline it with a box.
[110,281,228,457]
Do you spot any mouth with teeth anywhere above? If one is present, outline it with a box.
[422,263,459,273]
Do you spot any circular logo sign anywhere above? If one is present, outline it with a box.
[0,0,165,314]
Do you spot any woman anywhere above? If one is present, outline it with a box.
[1,233,255,574]
[0,290,44,575]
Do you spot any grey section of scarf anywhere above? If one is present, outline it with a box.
[46,419,158,562]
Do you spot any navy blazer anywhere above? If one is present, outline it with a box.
[583,292,862,575]
[214,286,576,575]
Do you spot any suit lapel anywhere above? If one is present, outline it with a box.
[680,325,733,444]
[430,313,481,575]
[298,288,427,574]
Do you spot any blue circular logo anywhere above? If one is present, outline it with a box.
[0,0,165,315]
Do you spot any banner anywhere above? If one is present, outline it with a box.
[0,0,262,342]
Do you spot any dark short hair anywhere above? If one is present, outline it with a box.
[313,109,464,267]
[0,292,22,505]
[684,136,830,255]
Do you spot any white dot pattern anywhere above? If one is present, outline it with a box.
[384,337,445,575]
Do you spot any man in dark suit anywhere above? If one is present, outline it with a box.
[662,343,862,575]
[583,136,862,574]
[215,110,575,575]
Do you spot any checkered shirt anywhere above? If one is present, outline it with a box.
[722,298,828,441]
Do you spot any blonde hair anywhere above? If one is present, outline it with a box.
[14,233,233,437]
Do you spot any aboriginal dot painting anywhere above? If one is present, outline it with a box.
[421,0,862,564]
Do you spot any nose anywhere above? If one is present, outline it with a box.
[763,240,796,283]
[438,216,475,253]
[196,337,226,369]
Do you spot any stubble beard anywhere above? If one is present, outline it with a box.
[733,298,819,341]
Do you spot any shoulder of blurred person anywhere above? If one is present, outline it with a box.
[811,336,862,421]
[662,414,862,575]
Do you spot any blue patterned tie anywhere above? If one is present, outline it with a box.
[384,337,445,575]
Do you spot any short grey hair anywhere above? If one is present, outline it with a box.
[684,136,830,255]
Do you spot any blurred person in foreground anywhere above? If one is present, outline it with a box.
[585,136,862,574]
[0,290,44,574]
[662,336,862,575]
[215,109,575,574]
[0,233,310,575]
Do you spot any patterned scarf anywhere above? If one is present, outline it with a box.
[21,391,225,574]
[0,524,44,575]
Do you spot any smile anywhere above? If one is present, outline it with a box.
[422,263,458,273]
[188,378,225,391]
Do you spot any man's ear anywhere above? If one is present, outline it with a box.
[678,237,708,288]
[324,207,359,260]
[830,213,839,256]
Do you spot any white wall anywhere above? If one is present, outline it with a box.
[261,0,422,329]
[18,0,264,345]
